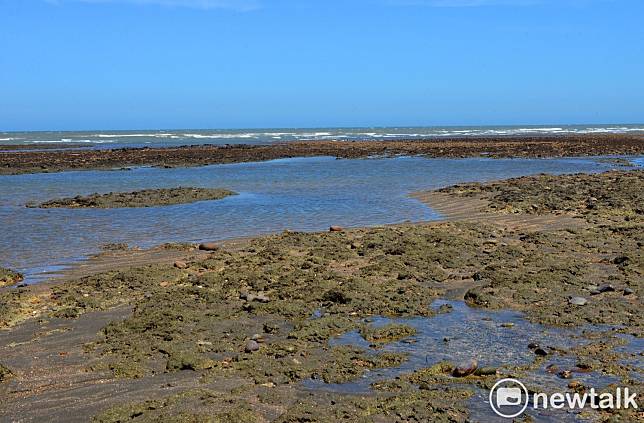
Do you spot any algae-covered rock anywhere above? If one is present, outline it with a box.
[316,346,408,384]
[360,323,416,344]
[0,267,23,287]
[440,169,644,222]
[30,187,237,209]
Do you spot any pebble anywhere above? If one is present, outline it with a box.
[558,370,573,379]
[613,255,629,265]
[623,288,634,296]
[500,322,514,328]
[534,347,548,357]
[568,380,583,390]
[173,260,189,269]
[244,340,260,353]
[569,297,588,306]
[528,342,539,350]
[597,284,615,293]
[198,242,219,251]
[329,226,344,232]
[452,359,478,377]
[251,334,265,343]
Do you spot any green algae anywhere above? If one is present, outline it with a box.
[0,267,23,288]
[94,386,472,423]
[360,323,416,344]
[29,187,237,209]
[441,169,643,221]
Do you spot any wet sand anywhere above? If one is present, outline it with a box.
[0,170,642,422]
[1,133,643,174]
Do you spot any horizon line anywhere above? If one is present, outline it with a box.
[3,122,644,134]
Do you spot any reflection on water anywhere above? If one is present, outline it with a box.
[0,155,632,282]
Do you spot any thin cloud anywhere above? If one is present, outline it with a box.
[46,0,261,11]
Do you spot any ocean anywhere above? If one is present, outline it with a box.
[2,124,644,149]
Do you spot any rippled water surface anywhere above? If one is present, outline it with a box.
[2,124,643,149]
[0,155,634,282]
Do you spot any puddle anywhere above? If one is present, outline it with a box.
[615,334,644,383]
[304,300,629,421]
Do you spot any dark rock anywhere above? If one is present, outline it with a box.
[528,342,539,350]
[576,362,592,371]
[534,347,548,356]
[612,255,629,265]
[597,284,615,293]
[198,242,219,251]
[558,370,572,379]
[623,288,634,296]
[322,289,350,304]
[452,359,478,377]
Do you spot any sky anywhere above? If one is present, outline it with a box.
[0,0,643,131]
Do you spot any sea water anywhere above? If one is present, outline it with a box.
[0,155,639,283]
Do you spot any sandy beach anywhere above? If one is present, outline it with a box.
[1,167,641,422]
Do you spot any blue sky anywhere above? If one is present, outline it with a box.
[1,0,643,130]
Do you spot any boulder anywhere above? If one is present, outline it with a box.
[452,359,478,377]
[198,243,219,251]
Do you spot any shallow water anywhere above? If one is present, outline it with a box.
[306,300,623,422]
[0,155,637,282]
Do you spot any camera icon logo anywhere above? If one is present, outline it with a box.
[489,378,529,418]
[497,387,523,406]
